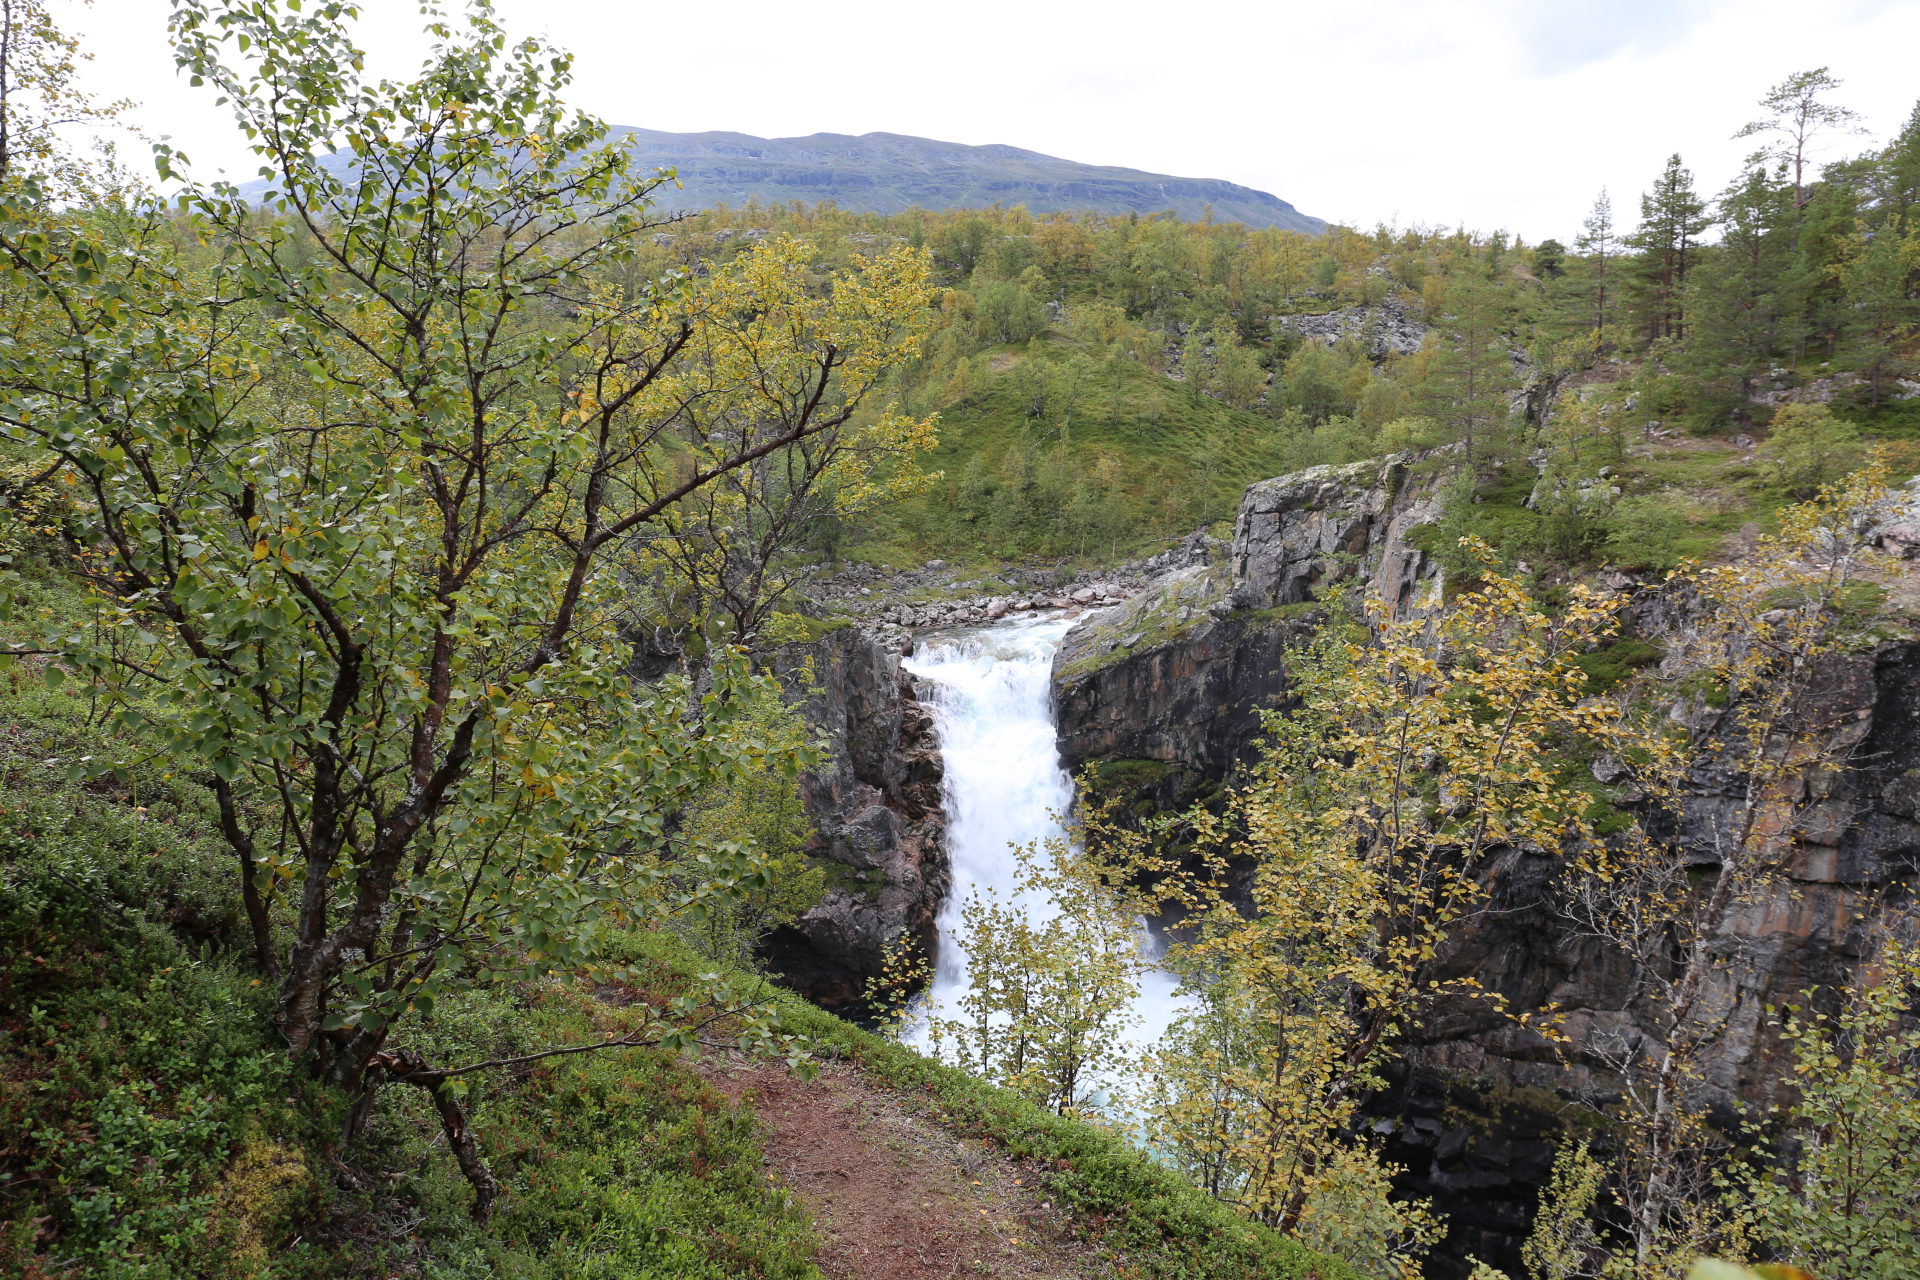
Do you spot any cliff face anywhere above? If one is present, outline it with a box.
[1053,454,1448,787]
[1052,565,1289,785]
[760,626,946,1012]
[1050,453,1920,1274]
[1416,641,1920,1096]
[1375,640,1920,1271]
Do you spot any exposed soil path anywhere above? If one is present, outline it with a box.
[704,1054,1111,1280]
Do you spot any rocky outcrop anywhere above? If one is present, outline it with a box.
[1752,367,1920,407]
[1382,640,1920,1277]
[1413,642,1920,1101]
[1053,566,1293,786]
[1052,453,1450,791]
[759,626,946,1012]
[1272,292,1429,356]
[1228,453,1447,616]
[1050,451,1920,1275]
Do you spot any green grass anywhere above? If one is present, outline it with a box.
[0,680,820,1280]
[854,347,1294,564]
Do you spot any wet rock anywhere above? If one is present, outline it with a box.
[1054,566,1299,784]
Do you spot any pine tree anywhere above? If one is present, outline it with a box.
[1734,67,1867,208]
[1878,99,1920,235]
[1792,168,1862,361]
[1414,275,1514,463]
[1575,188,1619,333]
[1683,166,1798,428]
[1625,155,1709,345]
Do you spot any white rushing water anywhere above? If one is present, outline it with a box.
[900,613,1186,1068]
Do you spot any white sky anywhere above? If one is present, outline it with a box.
[62,0,1920,243]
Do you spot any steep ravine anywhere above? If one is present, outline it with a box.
[771,450,1920,1274]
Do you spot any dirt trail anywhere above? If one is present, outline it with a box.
[705,1055,1110,1280]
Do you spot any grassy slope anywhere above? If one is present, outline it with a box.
[0,678,822,1280]
[853,344,1293,567]
[0,667,1348,1280]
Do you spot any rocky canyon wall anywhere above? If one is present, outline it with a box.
[1048,451,1920,1274]
[758,626,947,1013]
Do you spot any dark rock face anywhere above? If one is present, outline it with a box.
[1050,452,1920,1276]
[1370,1068,1565,1274]
[1395,642,1920,1277]
[1414,644,1920,1107]
[759,626,946,1012]
[1053,569,1295,783]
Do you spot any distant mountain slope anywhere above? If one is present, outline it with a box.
[608,128,1326,233]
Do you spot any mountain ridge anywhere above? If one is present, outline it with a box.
[607,127,1327,232]
[234,126,1327,232]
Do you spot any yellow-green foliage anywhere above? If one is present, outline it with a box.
[1740,940,1920,1279]
[1111,543,1644,1275]
[673,674,827,968]
[924,839,1146,1122]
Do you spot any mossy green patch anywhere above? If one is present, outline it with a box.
[1573,638,1663,694]
[1083,757,1177,795]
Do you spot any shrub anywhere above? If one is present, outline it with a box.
[1758,403,1863,498]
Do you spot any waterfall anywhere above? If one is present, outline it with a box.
[901,613,1186,1074]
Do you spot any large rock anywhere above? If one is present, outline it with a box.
[1052,453,1449,794]
[1229,453,1446,616]
[1383,641,1920,1277]
[759,626,946,1011]
[1052,566,1295,785]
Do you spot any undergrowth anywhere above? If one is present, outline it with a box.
[0,679,819,1280]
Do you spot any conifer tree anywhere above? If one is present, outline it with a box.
[1735,67,1867,208]
[1793,169,1863,361]
[1414,275,1514,463]
[1683,167,1797,427]
[1625,156,1709,344]
[1835,102,1920,402]
[1575,188,1619,334]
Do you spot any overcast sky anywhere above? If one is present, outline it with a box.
[64,0,1920,242]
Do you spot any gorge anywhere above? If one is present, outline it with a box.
[767,450,1920,1274]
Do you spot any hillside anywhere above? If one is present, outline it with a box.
[0,662,1347,1279]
